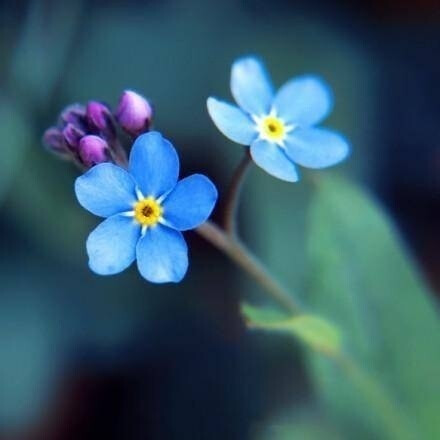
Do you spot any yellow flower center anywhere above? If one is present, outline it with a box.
[261,116,286,141]
[253,112,294,147]
[134,197,163,226]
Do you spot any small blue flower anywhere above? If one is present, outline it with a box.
[75,131,218,283]
[207,56,350,182]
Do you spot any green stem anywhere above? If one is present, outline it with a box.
[197,154,410,439]
[223,149,252,236]
[196,221,300,314]
[198,221,411,439]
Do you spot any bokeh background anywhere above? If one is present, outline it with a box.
[0,0,439,439]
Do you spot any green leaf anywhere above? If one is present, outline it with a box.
[281,315,341,356]
[241,303,288,325]
[253,405,344,440]
[241,304,342,356]
[256,420,343,440]
[306,175,440,439]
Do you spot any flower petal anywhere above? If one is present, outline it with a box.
[207,97,257,145]
[285,127,350,169]
[129,131,179,198]
[87,215,140,275]
[136,225,188,283]
[230,56,274,116]
[75,163,137,217]
[250,139,299,182]
[273,75,333,126]
[163,174,218,231]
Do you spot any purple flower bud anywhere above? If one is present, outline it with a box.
[43,127,70,157]
[115,90,153,137]
[78,135,109,168]
[86,101,116,139]
[60,104,87,129]
[63,123,85,150]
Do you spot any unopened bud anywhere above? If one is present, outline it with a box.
[115,90,152,137]
[78,135,109,168]
[43,127,70,157]
[63,123,85,150]
[86,101,116,139]
[60,104,86,128]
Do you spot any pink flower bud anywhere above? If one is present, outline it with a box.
[43,127,70,157]
[78,135,109,168]
[60,104,86,128]
[86,101,116,139]
[63,123,85,150]
[115,90,153,137]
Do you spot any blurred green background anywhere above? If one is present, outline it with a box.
[0,0,439,439]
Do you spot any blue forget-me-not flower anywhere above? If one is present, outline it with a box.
[207,56,350,182]
[75,131,218,283]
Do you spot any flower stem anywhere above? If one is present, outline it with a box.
[223,149,252,236]
[198,220,411,438]
[111,139,129,168]
[196,221,300,314]
[197,157,411,439]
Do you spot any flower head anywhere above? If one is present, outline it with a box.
[75,131,218,283]
[60,104,87,127]
[207,56,350,182]
[42,127,71,158]
[43,92,154,170]
[86,101,117,140]
[44,101,117,168]
[63,122,85,149]
[116,90,153,137]
[78,135,110,168]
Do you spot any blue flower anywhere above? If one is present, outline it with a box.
[207,56,350,182]
[75,131,218,283]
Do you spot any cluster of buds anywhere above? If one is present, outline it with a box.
[43,90,153,169]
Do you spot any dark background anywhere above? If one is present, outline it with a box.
[0,0,438,438]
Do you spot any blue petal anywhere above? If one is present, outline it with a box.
[285,127,350,169]
[163,174,218,231]
[136,225,188,283]
[207,97,257,145]
[87,215,140,275]
[230,56,274,116]
[75,163,137,217]
[273,75,333,126]
[129,131,179,198]
[250,139,299,182]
